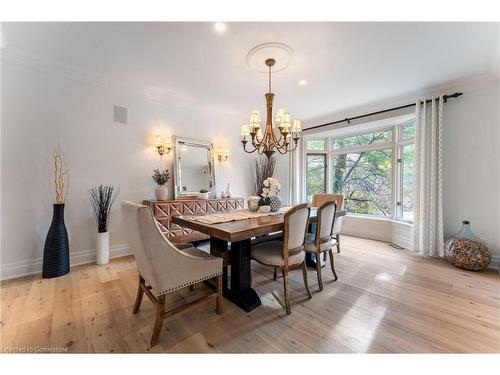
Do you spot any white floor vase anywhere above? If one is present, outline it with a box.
[96,231,109,265]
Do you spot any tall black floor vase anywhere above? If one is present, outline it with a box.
[42,203,70,278]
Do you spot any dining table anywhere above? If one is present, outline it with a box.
[172,207,346,312]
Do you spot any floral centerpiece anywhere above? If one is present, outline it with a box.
[259,177,281,212]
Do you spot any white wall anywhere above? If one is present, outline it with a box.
[1,55,254,279]
[442,79,500,264]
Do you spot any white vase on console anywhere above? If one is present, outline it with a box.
[225,183,232,198]
[154,185,168,201]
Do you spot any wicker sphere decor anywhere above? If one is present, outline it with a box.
[444,221,491,271]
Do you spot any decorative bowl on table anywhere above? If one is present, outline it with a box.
[247,196,260,212]
[259,205,271,213]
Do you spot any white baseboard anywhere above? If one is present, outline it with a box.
[0,244,132,281]
[489,255,500,272]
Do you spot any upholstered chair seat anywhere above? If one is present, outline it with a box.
[251,240,305,267]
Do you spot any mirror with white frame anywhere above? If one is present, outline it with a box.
[172,136,216,199]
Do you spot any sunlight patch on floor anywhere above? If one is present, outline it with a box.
[375,272,393,282]
[335,294,387,352]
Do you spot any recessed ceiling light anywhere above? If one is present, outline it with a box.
[298,79,307,86]
[214,23,226,33]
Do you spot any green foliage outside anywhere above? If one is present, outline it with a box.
[332,148,392,216]
[306,140,326,151]
[306,154,326,202]
[333,131,393,216]
[402,143,415,221]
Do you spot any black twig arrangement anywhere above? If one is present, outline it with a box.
[89,185,120,233]
[152,169,170,185]
[253,155,277,196]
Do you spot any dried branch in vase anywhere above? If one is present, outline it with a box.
[88,185,120,233]
[253,155,277,196]
[53,143,70,204]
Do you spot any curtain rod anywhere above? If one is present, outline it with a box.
[303,92,463,132]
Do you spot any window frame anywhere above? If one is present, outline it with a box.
[395,120,416,222]
[305,152,328,202]
[302,119,415,222]
[304,138,330,202]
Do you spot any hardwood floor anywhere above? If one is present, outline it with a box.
[1,236,499,353]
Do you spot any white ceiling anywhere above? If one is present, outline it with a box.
[2,22,499,122]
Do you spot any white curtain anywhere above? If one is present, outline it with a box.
[287,146,301,205]
[413,96,444,257]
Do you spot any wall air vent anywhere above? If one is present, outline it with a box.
[113,105,128,125]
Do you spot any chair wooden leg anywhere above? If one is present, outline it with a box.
[282,268,291,315]
[336,234,341,253]
[302,262,312,299]
[150,295,166,347]
[132,275,144,314]
[215,274,223,315]
[273,267,277,281]
[316,251,323,291]
[329,249,338,281]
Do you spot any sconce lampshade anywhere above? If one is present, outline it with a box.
[154,135,162,147]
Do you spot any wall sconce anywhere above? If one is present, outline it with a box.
[216,148,230,163]
[154,135,172,156]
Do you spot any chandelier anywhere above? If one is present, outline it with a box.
[241,58,302,158]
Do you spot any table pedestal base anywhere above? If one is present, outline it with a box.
[210,237,262,312]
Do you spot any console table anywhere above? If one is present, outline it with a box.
[142,198,244,243]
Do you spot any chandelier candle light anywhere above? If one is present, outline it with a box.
[241,58,302,157]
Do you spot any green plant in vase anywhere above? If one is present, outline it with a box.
[152,168,170,200]
[198,188,210,199]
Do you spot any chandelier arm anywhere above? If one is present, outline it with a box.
[242,140,257,154]
[288,139,300,152]
[276,141,292,154]
[273,131,288,148]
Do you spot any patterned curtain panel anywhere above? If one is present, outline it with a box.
[413,96,444,256]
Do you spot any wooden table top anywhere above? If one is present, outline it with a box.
[172,208,346,243]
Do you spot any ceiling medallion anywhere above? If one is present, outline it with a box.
[246,42,294,73]
[241,46,301,158]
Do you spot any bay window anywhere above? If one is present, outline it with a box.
[304,118,415,222]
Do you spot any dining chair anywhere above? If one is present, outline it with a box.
[305,200,338,291]
[311,193,344,253]
[250,203,312,314]
[121,201,223,347]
